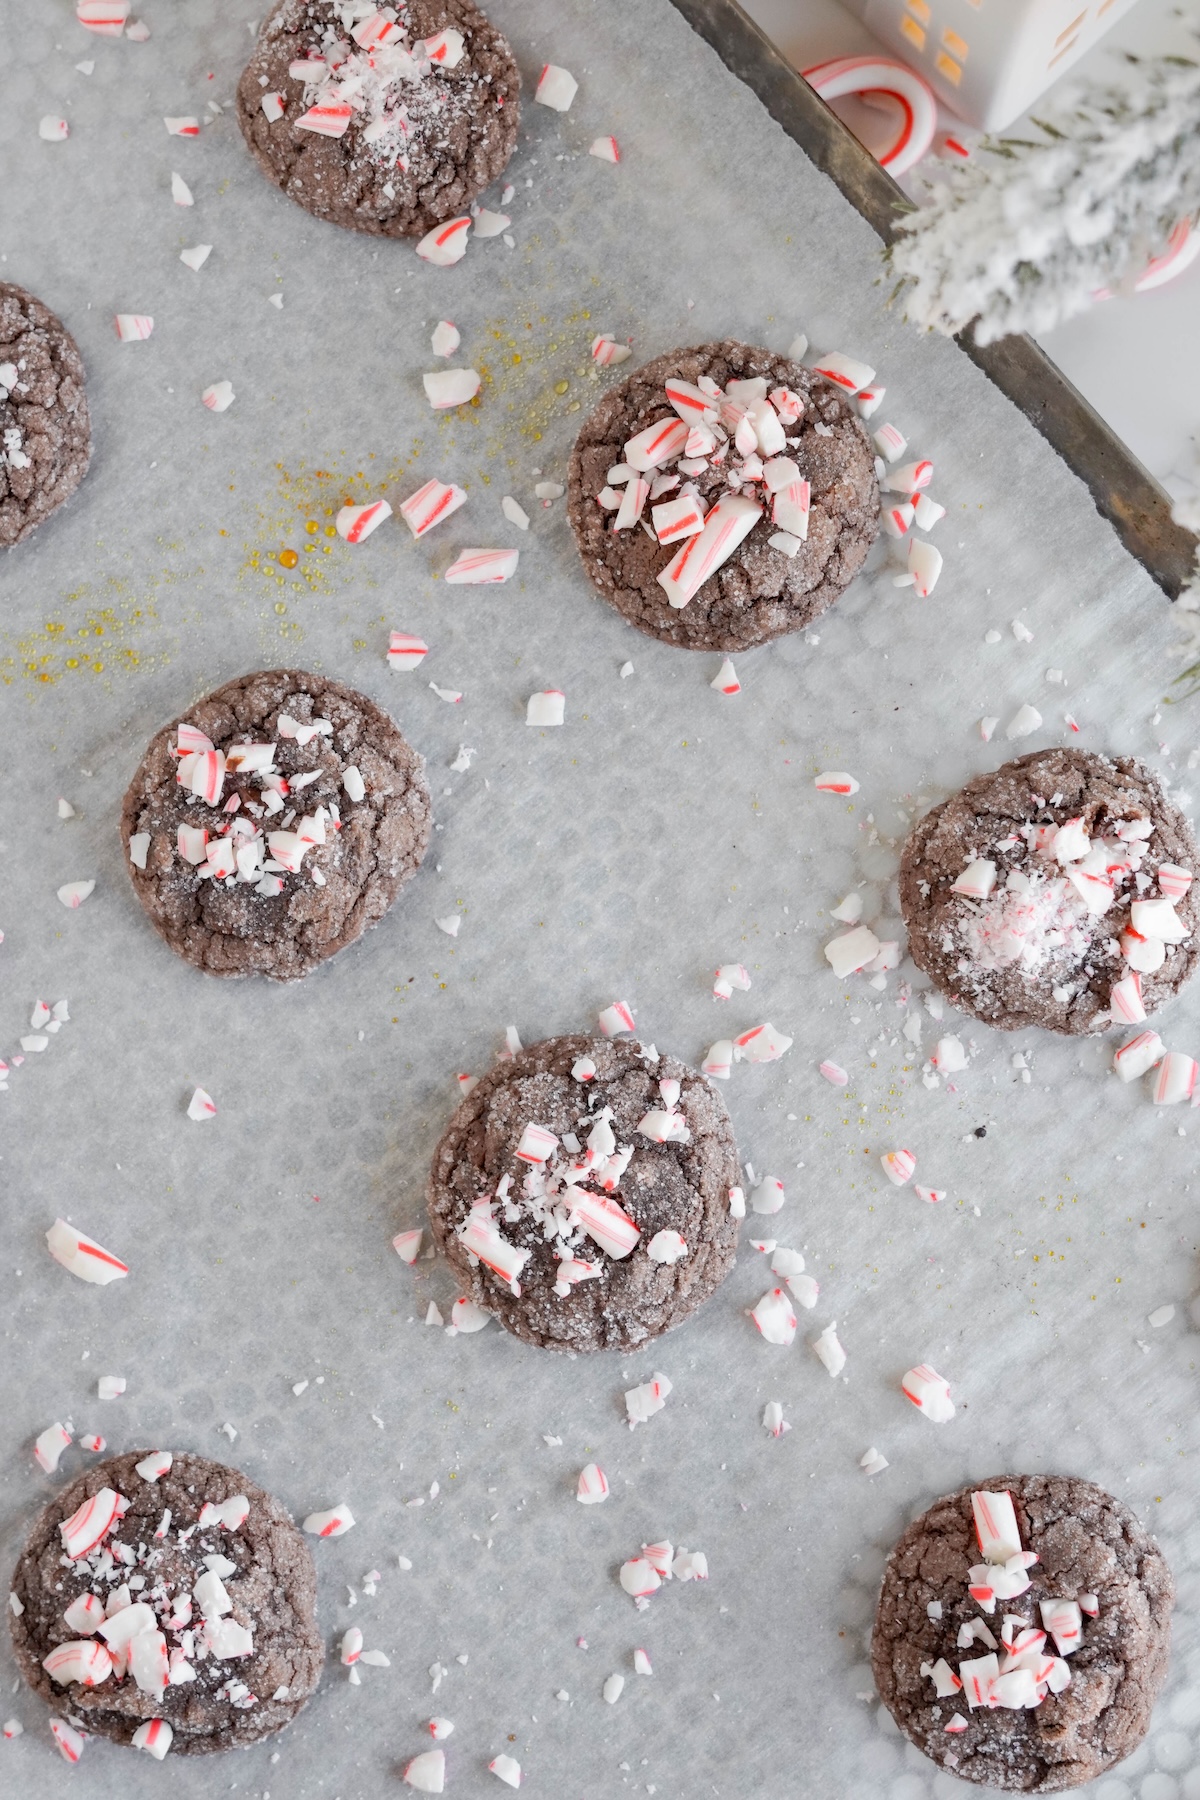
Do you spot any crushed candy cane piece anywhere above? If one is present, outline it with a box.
[490,1753,522,1787]
[763,1400,789,1438]
[135,1450,172,1482]
[592,333,632,367]
[811,351,875,394]
[589,135,619,162]
[824,925,880,978]
[34,1423,73,1474]
[713,962,751,999]
[657,494,761,608]
[57,880,95,908]
[428,1718,454,1739]
[431,322,461,359]
[908,538,943,597]
[404,1748,446,1792]
[577,1463,609,1504]
[77,0,130,30]
[39,116,70,141]
[602,1672,624,1704]
[516,1123,558,1165]
[341,1627,363,1666]
[449,1296,489,1333]
[535,64,577,110]
[399,479,466,538]
[598,1000,635,1037]
[973,1491,1022,1564]
[751,1288,797,1345]
[619,1558,660,1598]
[201,380,234,413]
[114,314,153,341]
[393,1230,423,1263]
[132,1720,172,1760]
[1006,703,1043,740]
[60,1488,122,1559]
[710,657,740,694]
[46,1218,127,1284]
[646,1229,688,1263]
[750,1177,785,1216]
[625,1372,672,1426]
[187,1087,216,1121]
[814,771,859,796]
[812,1321,846,1377]
[1152,1050,1197,1105]
[861,1447,889,1476]
[702,1040,733,1080]
[1114,1031,1165,1082]
[818,1060,849,1086]
[303,1505,355,1538]
[424,368,481,409]
[734,1022,792,1063]
[165,116,200,136]
[179,243,212,272]
[446,547,518,584]
[913,1185,945,1204]
[902,1363,955,1422]
[952,857,997,899]
[526,690,565,727]
[416,218,471,265]
[44,1641,112,1686]
[337,499,392,543]
[388,632,429,672]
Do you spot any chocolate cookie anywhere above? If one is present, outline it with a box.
[0,282,91,548]
[426,1033,741,1352]
[871,1474,1173,1792]
[120,668,432,981]
[10,1449,324,1757]
[236,0,520,240]
[899,748,1200,1035]
[566,340,880,651]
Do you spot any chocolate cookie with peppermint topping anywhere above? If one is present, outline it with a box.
[426,1034,741,1352]
[566,340,880,651]
[120,669,432,980]
[899,748,1200,1035]
[9,1450,323,1757]
[0,282,91,548]
[871,1474,1173,1791]
[236,0,520,241]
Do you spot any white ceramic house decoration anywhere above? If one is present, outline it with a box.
[837,0,1141,130]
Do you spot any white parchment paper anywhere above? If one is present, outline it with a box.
[3,3,1199,1797]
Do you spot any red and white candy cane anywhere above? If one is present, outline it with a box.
[34,1422,72,1474]
[59,1486,122,1559]
[591,333,632,367]
[336,499,392,544]
[568,1189,641,1260]
[1157,862,1194,902]
[577,1462,609,1504]
[598,1000,635,1037]
[43,1640,113,1687]
[354,11,402,48]
[425,28,466,67]
[734,1022,792,1063]
[63,1592,105,1633]
[901,1363,955,1421]
[393,1228,423,1263]
[77,0,130,32]
[814,771,859,796]
[297,103,353,138]
[516,1122,558,1164]
[751,1287,797,1346]
[810,349,876,396]
[625,417,689,473]
[1109,971,1147,1024]
[114,314,153,341]
[51,1719,86,1763]
[445,547,519,584]
[881,1150,916,1186]
[658,494,762,609]
[387,631,429,672]
[619,1556,661,1598]
[652,494,704,545]
[802,56,938,177]
[132,1719,173,1760]
[972,1490,1022,1564]
[416,216,471,267]
[46,1219,128,1286]
[302,1503,355,1537]
[1152,1050,1197,1105]
[459,1211,530,1285]
[399,478,466,539]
